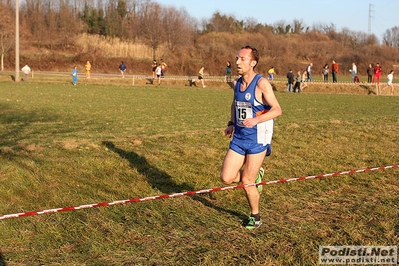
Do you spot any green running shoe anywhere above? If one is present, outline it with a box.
[244,216,262,229]
[256,167,264,193]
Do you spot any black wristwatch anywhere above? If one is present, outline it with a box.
[227,121,234,127]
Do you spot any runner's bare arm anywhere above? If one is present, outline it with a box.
[242,77,282,128]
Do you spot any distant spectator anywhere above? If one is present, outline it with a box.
[268,67,275,80]
[161,59,167,77]
[286,69,294,93]
[322,64,329,82]
[300,71,308,90]
[367,64,373,84]
[306,63,313,82]
[332,60,339,83]
[225,61,232,82]
[155,64,162,85]
[21,64,31,82]
[372,62,382,85]
[85,61,91,78]
[198,66,206,88]
[152,60,157,79]
[380,70,394,95]
[350,62,357,82]
[119,61,127,78]
[72,66,78,85]
[293,71,301,93]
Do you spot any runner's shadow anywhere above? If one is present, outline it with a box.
[359,84,377,95]
[102,141,245,220]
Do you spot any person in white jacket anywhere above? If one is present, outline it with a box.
[21,65,31,82]
[349,62,357,82]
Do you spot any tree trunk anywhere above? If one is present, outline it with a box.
[1,52,4,71]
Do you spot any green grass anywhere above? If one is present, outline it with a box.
[0,79,398,265]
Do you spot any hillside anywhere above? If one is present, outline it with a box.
[1,1,399,77]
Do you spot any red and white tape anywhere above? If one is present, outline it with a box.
[1,164,397,220]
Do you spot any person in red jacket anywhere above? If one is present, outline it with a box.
[372,63,382,83]
[372,63,382,94]
[331,60,339,83]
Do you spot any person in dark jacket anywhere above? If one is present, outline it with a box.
[119,61,127,78]
[286,69,294,93]
[367,63,373,84]
[293,71,301,93]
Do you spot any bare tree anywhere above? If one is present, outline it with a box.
[0,4,14,71]
[243,17,258,32]
[205,12,237,33]
[57,0,83,49]
[273,20,287,34]
[350,31,370,45]
[162,6,195,50]
[382,26,399,47]
[292,19,305,34]
[44,1,57,49]
[23,0,47,48]
[137,2,163,59]
[366,34,379,45]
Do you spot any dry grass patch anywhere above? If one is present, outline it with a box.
[0,81,397,265]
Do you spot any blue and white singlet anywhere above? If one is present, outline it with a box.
[233,74,274,146]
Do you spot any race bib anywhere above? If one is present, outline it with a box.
[235,101,253,126]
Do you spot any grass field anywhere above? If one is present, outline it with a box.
[0,77,398,265]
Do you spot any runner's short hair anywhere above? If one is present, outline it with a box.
[241,45,259,69]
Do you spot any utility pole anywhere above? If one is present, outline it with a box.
[15,0,20,82]
[368,3,375,36]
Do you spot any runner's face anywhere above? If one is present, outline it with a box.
[236,49,255,75]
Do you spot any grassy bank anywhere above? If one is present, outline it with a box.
[0,79,398,265]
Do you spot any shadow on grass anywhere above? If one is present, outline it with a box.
[102,141,245,220]
[0,252,5,266]
[0,102,73,175]
[0,102,64,149]
[359,84,377,95]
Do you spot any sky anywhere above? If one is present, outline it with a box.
[158,0,399,41]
